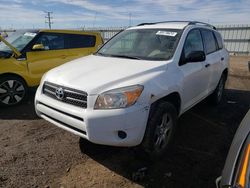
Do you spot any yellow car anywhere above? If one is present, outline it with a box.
[0,29,103,106]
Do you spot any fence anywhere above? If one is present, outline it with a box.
[84,27,126,42]
[1,24,250,55]
[216,25,250,55]
[85,24,250,55]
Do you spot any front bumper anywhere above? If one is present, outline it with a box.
[35,85,150,147]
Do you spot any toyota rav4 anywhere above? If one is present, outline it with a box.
[35,21,229,157]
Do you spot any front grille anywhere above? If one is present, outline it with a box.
[42,81,87,108]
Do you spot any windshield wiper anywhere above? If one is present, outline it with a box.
[95,52,142,60]
[108,54,142,60]
[95,52,110,57]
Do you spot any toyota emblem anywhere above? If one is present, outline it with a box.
[55,87,64,100]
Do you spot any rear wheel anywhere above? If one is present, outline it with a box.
[141,101,177,159]
[209,74,226,105]
[0,76,28,106]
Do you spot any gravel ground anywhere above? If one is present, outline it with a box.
[0,56,250,188]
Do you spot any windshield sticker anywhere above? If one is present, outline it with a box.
[156,31,177,37]
[24,32,37,37]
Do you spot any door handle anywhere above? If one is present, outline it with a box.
[205,64,210,68]
[221,57,224,61]
[17,58,26,61]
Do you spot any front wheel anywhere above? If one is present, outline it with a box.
[0,76,28,106]
[141,102,177,159]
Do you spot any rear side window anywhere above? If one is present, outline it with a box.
[214,32,223,49]
[201,30,217,54]
[65,34,96,48]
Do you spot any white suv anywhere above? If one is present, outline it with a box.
[35,21,229,157]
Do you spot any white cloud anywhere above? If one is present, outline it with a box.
[0,4,44,29]
[130,0,250,24]
[0,0,249,29]
[44,0,131,19]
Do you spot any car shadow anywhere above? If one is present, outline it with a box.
[79,89,250,188]
[0,92,39,120]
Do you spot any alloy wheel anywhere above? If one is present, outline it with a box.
[0,80,25,105]
[153,113,173,152]
[217,77,224,101]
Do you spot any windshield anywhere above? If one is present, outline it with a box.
[0,31,37,53]
[97,29,182,61]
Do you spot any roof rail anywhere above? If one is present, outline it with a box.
[137,22,156,26]
[137,21,216,30]
[188,21,216,30]
[137,21,189,26]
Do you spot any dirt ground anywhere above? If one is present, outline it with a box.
[226,56,250,90]
[0,56,250,188]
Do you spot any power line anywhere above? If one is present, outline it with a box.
[129,12,132,26]
[93,12,97,28]
[44,11,53,29]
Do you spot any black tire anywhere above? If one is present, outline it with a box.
[0,75,28,106]
[141,101,178,159]
[209,74,226,105]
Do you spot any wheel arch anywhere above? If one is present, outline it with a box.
[0,73,28,86]
[151,92,182,116]
[222,68,228,79]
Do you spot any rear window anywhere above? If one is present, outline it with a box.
[214,32,223,49]
[65,34,96,48]
[201,29,217,54]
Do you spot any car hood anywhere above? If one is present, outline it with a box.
[45,55,169,95]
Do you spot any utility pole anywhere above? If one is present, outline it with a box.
[44,11,53,29]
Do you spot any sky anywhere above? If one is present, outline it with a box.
[0,0,250,29]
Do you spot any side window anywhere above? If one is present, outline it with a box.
[183,29,204,58]
[65,34,96,48]
[214,32,223,49]
[201,30,217,54]
[35,33,65,50]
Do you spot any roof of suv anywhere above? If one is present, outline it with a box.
[130,21,216,30]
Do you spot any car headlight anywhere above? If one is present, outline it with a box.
[94,85,144,109]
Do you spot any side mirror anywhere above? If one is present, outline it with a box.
[32,44,45,51]
[186,51,206,63]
